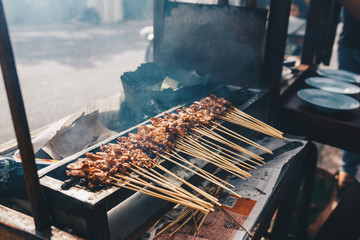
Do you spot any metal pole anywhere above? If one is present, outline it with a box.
[0,0,51,231]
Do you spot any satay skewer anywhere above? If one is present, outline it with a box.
[212,122,273,154]
[176,140,251,177]
[198,126,264,161]
[175,143,249,179]
[159,153,235,193]
[188,137,256,170]
[195,136,265,165]
[111,178,210,212]
[220,115,278,138]
[160,152,244,200]
[154,163,220,203]
[229,108,284,135]
[113,173,206,207]
[193,128,263,162]
[67,94,286,212]
[118,174,212,209]
[175,146,249,181]
[221,114,284,139]
[126,167,215,208]
[169,151,235,187]
[183,137,255,171]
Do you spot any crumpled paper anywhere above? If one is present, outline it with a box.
[13,110,116,161]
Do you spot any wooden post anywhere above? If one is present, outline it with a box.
[153,0,166,64]
[301,0,340,66]
[0,0,51,231]
[262,0,292,122]
[217,0,229,5]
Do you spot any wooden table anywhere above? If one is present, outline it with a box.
[279,67,360,154]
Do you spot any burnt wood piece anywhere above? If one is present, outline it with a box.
[279,69,360,154]
[0,205,83,240]
[262,0,292,121]
[0,0,51,231]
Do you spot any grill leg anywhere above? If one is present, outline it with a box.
[85,204,110,240]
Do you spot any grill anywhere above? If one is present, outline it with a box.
[38,86,269,239]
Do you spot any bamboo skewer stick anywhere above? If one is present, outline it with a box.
[193,137,257,170]
[225,113,278,137]
[189,211,204,235]
[198,126,263,161]
[176,141,251,179]
[111,178,209,212]
[195,127,262,161]
[154,208,193,238]
[112,174,211,209]
[153,176,239,238]
[131,164,193,197]
[230,108,284,135]
[126,167,214,208]
[228,108,281,133]
[159,153,236,195]
[175,147,249,184]
[154,163,220,203]
[183,139,254,176]
[219,207,253,237]
[227,111,278,133]
[144,167,217,208]
[185,137,256,170]
[170,212,197,237]
[193,181,229,236]
[158,179,228,237]
[182,137,247,169]
[191,210,199,233]
[213,122,272,154]
[220,115,278,139]
[146,167,208,201]
[162,152,244,200]
[169,151,234,187]
[195,136,265,166]
[195,127,252,154]
[221,114,285,139]
[181,136,245,171]
[159,153,224,184]
[138,167,198,200]
[223,113,275,133]
[175,146,248,181]
[148,217,162,233]
[194,212,208,237]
